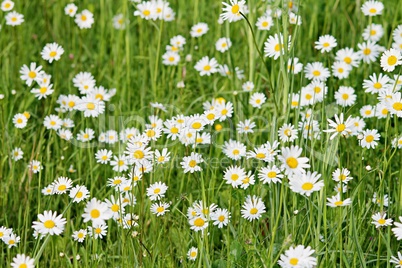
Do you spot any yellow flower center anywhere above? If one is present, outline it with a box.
[156,206,164,213]
[289,258,299,265]
[365,135,374,143]
[286,157,298,169]
[305,94,312,100]
[336,124,345,132]
[250,208,258,215]
[168,56,175,62]
[90,209,100,218]
[143,10,150,16]
[370,29,376,36]
[302,182,314,191]
[17,118,23,124]
[44,220,55,229]
[11,17,17,22]
[377,218,386,225]
[369,8,376,14]
[192,122,202,129]
[232,149,239,155]
[194,217,205,227]
[146,129,155,137]
[363,48,371,55]
[134,150,144,159]
[242,177,250,184]
[221,109,228,115]
[393,102,402,111]
[323,42,330,47]
[342,94,349,100]
[215,124,223,131]
[39,87,47,94]
[256,153,265,159]
[118,160,124,166]
[388,55,397,65]
[68,101,75,108]
[58,185,66,191]
[49,51,57,57]
[231,174,239,181]
[262,21,268,27]
[313,70,321,76]
[267,171,277,178]
[171,127,179,134]
[28,71,36,79]
[274,44,280,52]
[158,156,165,162]
[76,192,83,198]
[95,93,103,100]
[86,103,95,110]
[231,4,239,14]
[189,160,197,168]
[154,188,161,194]
[339,174,347,181]
[50,121,56,126]
[95,228,102,234]
[78,232,84,238]
[344,57,352,64]
[111,204,119,212]
[203,65,211,71]
[338,68,344,73]
[334,200,343,206]
[81,15,87,21]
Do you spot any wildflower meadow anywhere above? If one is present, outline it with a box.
[2,0,402,267]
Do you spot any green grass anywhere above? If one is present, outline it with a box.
[1,0,402,267]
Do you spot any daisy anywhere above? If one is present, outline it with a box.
[278,245,317,268]
[241,195,266,221]
[82,198,113,225]
[289,171,324,196]
[332,168,353,183]
[72,71,96,94]
[77,94,105,117]
[242,81,254,91]
[11,254,35,268]
[41,43,64,63]
[215,37,232,53]
[69,185,90,203]
[222,139,246,160]
[150,202,170,216]
[215,101,233,121]
[264,33,289,60]
[392,217,402,240]
[363,23,384,42]
[335,86,356,107]
[390,252,402,267]
[162,51,180,66]
[134,1,155,20]
[113,13,128,30]
[361,0,384,16]
[259,165,284,184]
[181,152,204,173]
[32,210,67,236]
[380,48,402,72]
[363,72,391,94]
[278,123,298,142]
[256,15,273,30]
[386,92,402,117]
[332,61,352,79]
[189,216,208,232]
[326,193,352,207]
[287,57,303,74]
[371,212,393,228]
[1,0,14,11]
[237,119,255,134]
[392,136,402,149]
[110,155,129,172]
[105,129,120,144]
[324,113,353,140]
[52,176,73,194]
[88,224,108,239]
[105,195,127,219]
[187,247,198,261]
[249,92,266,108]
[0,226,12,240]
[220,0,246,23]
[247,145,274,163]
[194,56,219,76]
[30,82,54,100]
[357,40,384,64]
[77,128,95,142]
[360,105,375,118]
[13,113,28,129]
[146,181,168,201]
[5,11,24,26]
[360,129,380,149]
[278,145,310,176]
[335,47,361,67]
[75,9,94,29]
[315,34,337,53]
[372,193,389,207]
[11,147,23,161]
[223,165,246,188]
[211,208,230,228]
[43,114,62,130]
[304,61,330,81]
[64,3,77,17]
[289,12,302,25]
[3,233,20,248]
[72,229,87,243]
[28,160,42,174]
[190,22,209,38]
[20,62,43,86]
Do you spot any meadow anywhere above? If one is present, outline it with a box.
[1,0,402,267]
